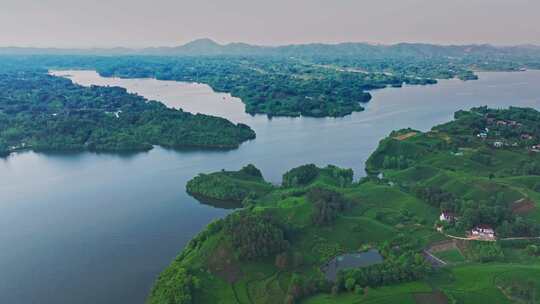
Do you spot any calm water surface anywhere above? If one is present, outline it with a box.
[324,249,384,282]
[1,70,540,304]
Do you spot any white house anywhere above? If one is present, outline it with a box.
[471,225,496,240]
[439,211,456,222]
[493,141,504,148]
[477,132,487,139]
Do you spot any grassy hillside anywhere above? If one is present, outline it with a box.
[368,107,540,237]
[149,107,540,304]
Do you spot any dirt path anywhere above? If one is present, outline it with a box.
[393,132,418,141]
[442,231,540,242]
[423,250,447,267]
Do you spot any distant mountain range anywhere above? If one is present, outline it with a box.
[1,38,540,58]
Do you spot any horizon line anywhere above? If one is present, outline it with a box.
[1,38,539,50]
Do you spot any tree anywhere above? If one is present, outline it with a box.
[224,211,289,260]
[307,187,347,226]
[282,164,319,187]
[344,278,356,291]
[275,252,289,269]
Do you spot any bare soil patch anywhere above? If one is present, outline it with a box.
[512,198,536,215]
[393,132,418,141]
[427,240,456,253]
[413,290,448,304]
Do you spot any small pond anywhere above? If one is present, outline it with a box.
[323,249,384,282]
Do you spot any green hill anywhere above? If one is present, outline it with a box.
[149,107,540,304]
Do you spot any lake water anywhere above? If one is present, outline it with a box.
[1,70,540,304]
[323,249,384,282]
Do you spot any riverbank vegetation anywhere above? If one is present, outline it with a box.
[0,70,255,156]
[3,41,540,118]
[150,107,540,304]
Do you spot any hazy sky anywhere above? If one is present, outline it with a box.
[1,0,539,48]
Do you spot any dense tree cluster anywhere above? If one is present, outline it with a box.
[337,250,431,290]
[498,217,540,238]
[284,273,328,304]
[186,164,272,203]
[325,165,354,187]
[526,244,540,256]
[148,266,199,304]
[224,211,289,260]
[237,163,264,179]
[0,71,255,155]
[282,164,320,187]
[382,155,415,170]
[414,186,459,211]
[307,187,347,226]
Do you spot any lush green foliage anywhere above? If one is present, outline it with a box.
[0,70,255,156]
[186,164,272,203]
[307,187,347,226]
[3,41,540,118]
[149,163,440,303]
[148,266,199,304]
[223,210,289,260]
[282,164,320,187]
[369,107,540,236]
[150,108,540,304]
[465,242,504,263]
[338,251,431,290]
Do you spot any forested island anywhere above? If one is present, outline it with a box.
[149,107,540,304]
[186,164,274,205]
[0,70,255,156]
[2,41,540,118]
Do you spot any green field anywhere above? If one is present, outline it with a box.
[434,249,466,264]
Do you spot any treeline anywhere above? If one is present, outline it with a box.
[148,266,199,304]
[93,56,378,117]
[186,164,272,203]
[3,47,539,118]
[224,210,289,260]
[307,187,348,226]
[282,164,320,187]
[337,247,431,292]
[416,185,540,237]
[0,71,255,155]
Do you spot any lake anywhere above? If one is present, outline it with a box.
[1,70,539,304]
[323,249,384,282]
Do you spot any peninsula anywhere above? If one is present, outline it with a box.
[149,107,540,304]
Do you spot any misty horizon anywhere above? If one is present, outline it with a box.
[2,0,540,48]
[2,37,540,50]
